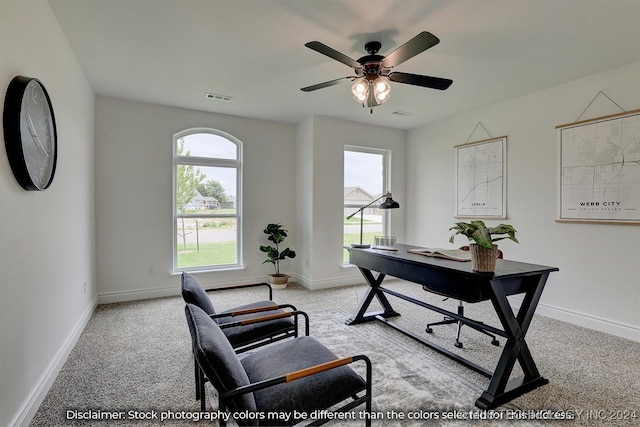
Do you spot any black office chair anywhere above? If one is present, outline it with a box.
[184,303,372,426]
[425,246,501,348]
[181,272,309,409]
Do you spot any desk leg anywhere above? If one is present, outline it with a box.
[346,267,401,325]
[475,273,550,409]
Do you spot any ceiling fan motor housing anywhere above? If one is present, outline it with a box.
[357,41,385,80]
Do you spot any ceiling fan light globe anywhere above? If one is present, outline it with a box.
[353,93,367,102]
[372,77,391,103]
[351,79,368,94]
[375,91,390,102]
[375,80,389,93]
[351,78,370,104]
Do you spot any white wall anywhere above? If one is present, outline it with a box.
[407,61,640,342]
[95,97,297,301]
[295,116,406,289]
[0,2,96,426]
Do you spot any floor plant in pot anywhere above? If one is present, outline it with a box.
[449,220,518,272]
[260,223,296,289]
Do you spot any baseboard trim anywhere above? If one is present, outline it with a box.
[97,276,272,304]
[98,286,180,304]
[293,274,364,290]
[11,296,97,427]
[510,296,640,343]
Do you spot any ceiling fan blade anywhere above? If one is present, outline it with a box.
[389,72,453,90]
[305,41,361,69]
[381,31,440,68]
[300,76,354,92]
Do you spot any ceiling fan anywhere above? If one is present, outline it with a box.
[301,31,453,112]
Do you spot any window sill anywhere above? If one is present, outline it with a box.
[170,266,246,276]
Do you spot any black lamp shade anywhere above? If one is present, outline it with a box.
[379,194,399,209]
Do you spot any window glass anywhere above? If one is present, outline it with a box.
[176,217,238,268]
[176,166,237,214]
[343,148,388,261]
[179,133,237,159]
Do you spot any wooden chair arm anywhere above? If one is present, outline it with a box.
[211,303,297,320]
[286,357,353,382]
[215,310,310,336]
[220,354,371,398]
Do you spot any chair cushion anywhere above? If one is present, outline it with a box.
[241,336,366,426]
[218,301,295,347]
[181,272,217,315]
[185,304,257,414]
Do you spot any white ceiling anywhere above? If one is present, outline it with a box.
[48,0,640,131]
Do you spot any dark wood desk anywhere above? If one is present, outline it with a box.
[346,244,559,410]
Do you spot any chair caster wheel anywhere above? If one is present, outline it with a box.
[491,339,500,346]
[425,327,433,333]
[455,342,463,348]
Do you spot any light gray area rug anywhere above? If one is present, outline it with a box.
[31,281,640,426]
[288,308,543,427]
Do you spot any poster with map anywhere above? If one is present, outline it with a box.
[455,136,506,218]
[557,109,640,223]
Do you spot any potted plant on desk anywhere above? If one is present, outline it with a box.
[260,223,296,289]
[449,220,518,272]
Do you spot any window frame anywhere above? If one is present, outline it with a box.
[173,128,243,272]
[343,145,392,261]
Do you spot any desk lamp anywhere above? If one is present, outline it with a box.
[346,192,399,248]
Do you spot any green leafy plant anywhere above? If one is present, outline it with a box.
[260,223,296,276]
[449,220,518,249]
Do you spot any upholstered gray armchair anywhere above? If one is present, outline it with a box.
[184,303,372,426]
[181,272,310,409]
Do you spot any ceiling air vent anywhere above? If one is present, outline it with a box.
[205,93,233,102]
[391,110,413,117]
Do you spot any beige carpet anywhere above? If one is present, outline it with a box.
[31,280,640,426]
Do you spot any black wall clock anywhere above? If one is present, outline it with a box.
[3,76,58,191]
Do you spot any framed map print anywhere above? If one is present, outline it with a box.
[557,109,640,224]
[455,136,507,218]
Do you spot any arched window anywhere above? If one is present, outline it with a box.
[173,129,242,271]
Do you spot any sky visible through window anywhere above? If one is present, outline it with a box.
[182,133,237,197]
[344,150,383,196]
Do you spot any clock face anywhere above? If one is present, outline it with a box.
[3,76,58,190]
[20,80,57,189]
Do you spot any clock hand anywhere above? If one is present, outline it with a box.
[27,114,50,158]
